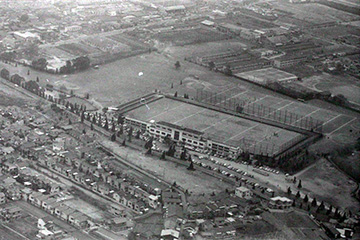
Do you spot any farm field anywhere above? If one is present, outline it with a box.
[272,2,360,23]
[63,198,110,221]
[147,27,229,46]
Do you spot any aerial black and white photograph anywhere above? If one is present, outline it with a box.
[0,0,359,239]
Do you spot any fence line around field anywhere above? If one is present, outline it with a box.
[195,89,323,133]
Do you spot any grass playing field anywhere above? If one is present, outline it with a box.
[126,97,303,155]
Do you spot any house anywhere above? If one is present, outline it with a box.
[5,206,22,219]
[269,196,292,209]
[68,211,89,228]
[322,223,340,239]
[109,217,128,231]
[0,192,6,204]
[162,189,182,207]
[109,203,125,217]
[235,187,252,199]
[149,195,159,209]
[160,229,180,240]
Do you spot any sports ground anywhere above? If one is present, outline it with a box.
[126,97,304,155]
[235,68,297,84]
[198,86,358,136]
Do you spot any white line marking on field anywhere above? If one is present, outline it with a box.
[328,117,357,135]
[277,101,294,111]
[201,115,234,132]
[226,123,260,141]
[322,114,342,126]
[292,109,321,124]
[174,108,207,124]
[251,95,268,104]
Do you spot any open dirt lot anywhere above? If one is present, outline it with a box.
[296,158,359,212]
[101,139,232,195]
[63,198,110,221]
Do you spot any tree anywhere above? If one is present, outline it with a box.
[303,194,308,203]
[297,180,302,189]
[224,65,232,76]
[187,161,195,171]
[73,56,90,71]
[1,68,10,80]
[180,149,187,160]
[32,58,48,70]
[19,14,29,22]
[175,61,180,69]
[311,198,317,207]
[208,61,215,70]
[111,133,116,142]
[128,127,133,142]
[287,187,292,195]
[292,199,296,207]
[160,151,166,160]
[174,91,178,97]
[122,139,126,146]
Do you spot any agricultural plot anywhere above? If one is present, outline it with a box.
[82,36,131,53]
[63,199,110,221]
[107,33,150,51]
[58,43,93,56]
[152,27,229,46]
[272,2,360,23]
[228,14,278,29]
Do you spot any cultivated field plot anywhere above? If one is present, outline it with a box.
[57,43,95,56]
[189,50,270,74]
[152,27,229,46]
[125,97,303,155]
[305,25,360,41]
[42,47,75,60]
[107,33,149,51]
[235,68,297,84]
[82,36,131,53]
[0,224,24,240]
[272,2,360,23]
[63,198,109,221]
[3,214,38,239]
[228,14,278,29]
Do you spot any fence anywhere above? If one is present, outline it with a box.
[195,89,323,133]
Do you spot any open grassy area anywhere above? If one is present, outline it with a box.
[296,158,359,212]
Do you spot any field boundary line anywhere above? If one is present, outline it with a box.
[322,113,343,126]
[1,223,31,240]
[225,123,260,142]
[328,117,357,135]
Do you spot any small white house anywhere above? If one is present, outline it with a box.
[235,187,253,200]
